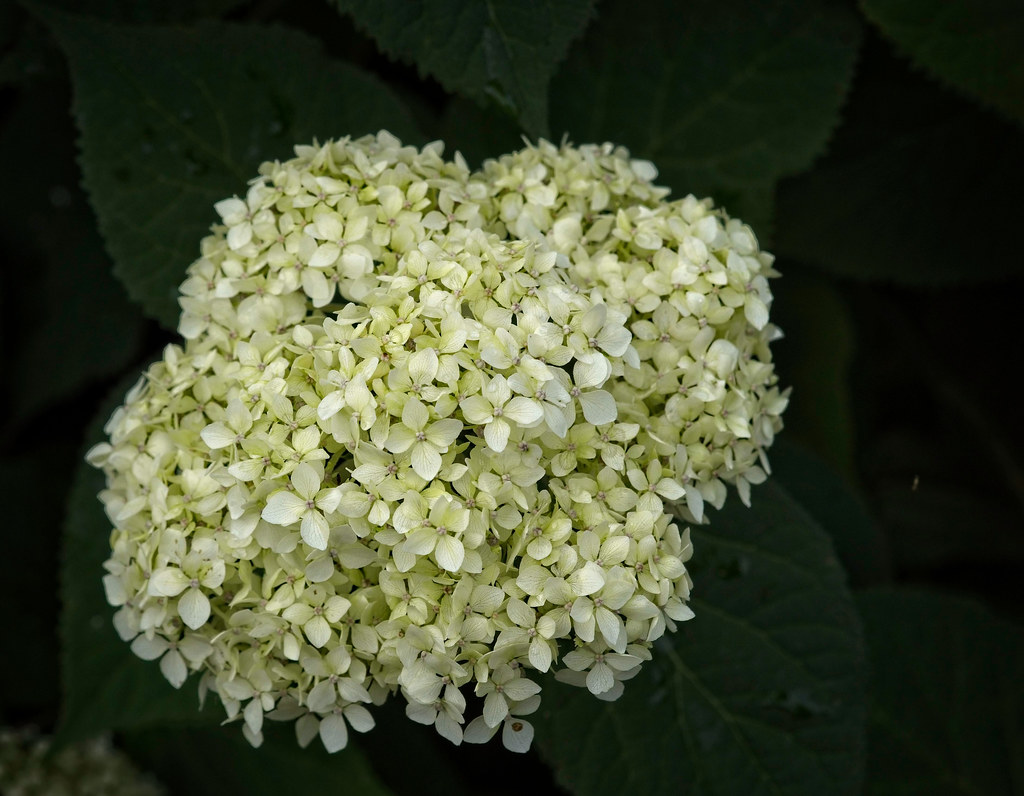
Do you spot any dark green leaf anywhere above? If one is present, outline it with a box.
[549,0,861,229]
[858,589,1024,795]
[58,376,221,745]
[861,0,1024,126]
[769,438,891,587]
[873,453,1024,575]
[125,723,393,796]
[845,287,1024,594]
[44,10,421,328]
[775,39,1024,284]
[536,481,867,796]
[0,80,147,426]
[331,0,596,139]
[769,269,856,480]
[435,96,526,169]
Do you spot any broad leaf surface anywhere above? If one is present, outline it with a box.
[436,96,526,170]
[535,481,867,796]
[0,79,146,422]
[45,10,420,328]
[843,286,1024,580]
[769,439,891,587]
[548,0,861,231]
[861,0,1024,126]
[331,0,596,139]
[769,270,856,481]
[858,589,1024,795]
[775,41,1024,284]
[58,376,222,744]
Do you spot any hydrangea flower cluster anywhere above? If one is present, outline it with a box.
[88,132,787,754]
[0,729,164,796]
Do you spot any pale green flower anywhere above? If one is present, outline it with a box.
[474,664,542,729]
[129,632,212,688]
[90,132,786,757]
[461,374,543,452]
[405,681,467,745]
[384,397,462,481]
[463,692,541,754]
[396,493,470,573]
[147,537,225,630]
[560,643,643,696]
[261,462,342,550]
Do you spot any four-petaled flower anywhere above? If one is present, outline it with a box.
[261,462,342,549]
[384,397,462,481]
[461,374,543,452]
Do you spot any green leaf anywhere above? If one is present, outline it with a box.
[858,589,1024,795]
[331,0,596,139]
[769,438,891,588]
[769,268,856,480]
[872,452,1024,575]
[435,96,527,169]
[860,0,1024,127]
[548,0,862,229]
[58,375,221,745]
[125,724,393,796]
[535,481,867,796]
[775,42,1024,284]
[0,80,147,426]
[843,287,1024,578]
[44,10,421,329]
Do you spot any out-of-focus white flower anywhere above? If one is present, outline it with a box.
[0,728,164,796]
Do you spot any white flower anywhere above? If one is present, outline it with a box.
[261,462,342,549]
[0,728,165,795]
[384,397,462,481]
[461,375,543,452]
[91,132,786,757]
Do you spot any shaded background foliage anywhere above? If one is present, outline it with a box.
[1,0,1022,794]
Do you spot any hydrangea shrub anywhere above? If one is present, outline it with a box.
[87,132,787,754]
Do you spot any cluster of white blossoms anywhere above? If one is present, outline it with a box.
[0,729,163,796]
[89,132,787,754]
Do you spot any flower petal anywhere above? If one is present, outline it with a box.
[178,588,211,630]
[411,442,441,481]
[501,718,534,753]
[579,389,617,425]
[319,713,349,753]
[304,615,331,648]
[484,418,510,453]
[435,535,465,572]
[292,463,321,500]
[262,491,306,526]
[301,510,330,550]
[503,397,543,426]
[159,649,188,689]
[148,567,190,597]
[586,661,615,695]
